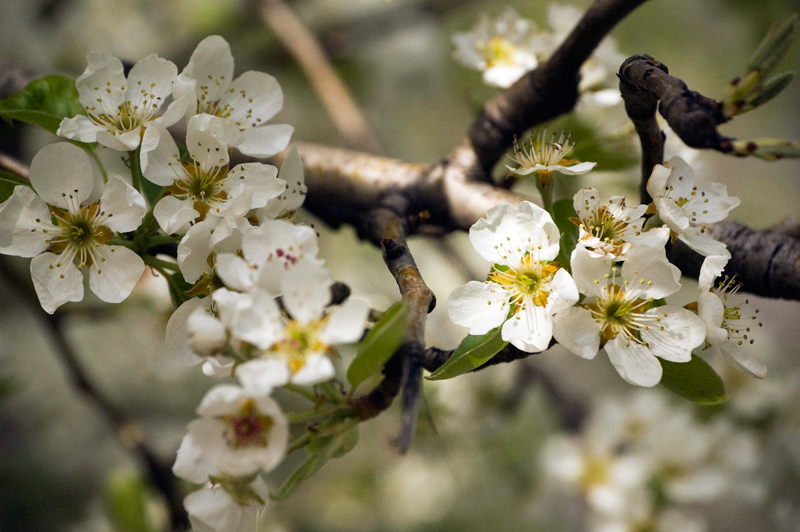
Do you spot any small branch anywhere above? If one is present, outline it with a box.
[351,205,435,452]
[0,257,189,530]
[257,0,383,154]
[0,151,30,180]
[618,55,665,204]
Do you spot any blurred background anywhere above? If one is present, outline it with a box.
[0,0,798,531]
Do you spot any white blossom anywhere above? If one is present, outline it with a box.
[0,143,145,313]
[140,114,284,235]
[172,383,288,484]
[573,187,669,260]
[553,246,706,386]
[452,7,543,88]
[57,52,192,151]
[448,201,578,352]
[697,275,766,378]
[184,480,267,532]
[507,129,597,185]
[182,35,293,157]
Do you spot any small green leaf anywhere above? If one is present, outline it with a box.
[426,328,507,381]
[0,171,30,203]
[0,75,84,134]
[270,425,359,500]
[659,355,727,405]
[347,302,407,388]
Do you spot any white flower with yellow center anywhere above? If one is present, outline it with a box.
[573,187,669,260]
[448,201,578,352]
[698,275,766,378]
[172,383,288,484]
[0,143,146,313]
[553,246,706,387]
[140,114,284,234]
[234,260,370,388]
[452,7,543,88]
[57,52,192,151]
[647,156,739,257]
[507,129,597,186]
[182,35,293,158]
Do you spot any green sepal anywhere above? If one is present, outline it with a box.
[0,75,84,134]
[659,354,727,405]
[426,327,507,381]
[346,301,406,389]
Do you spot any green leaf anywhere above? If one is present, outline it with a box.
[659,355,727,405]
[0,75,84,134]
[426,328,507,381]
[346,301,407,388]
[0,170,30,203]
[104,468,155,532]
[270,425,359,500]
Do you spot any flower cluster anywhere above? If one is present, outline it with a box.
[0,35,371,531]
[449,150,764,388]
[542,390,764,531]
[452,4,624,96]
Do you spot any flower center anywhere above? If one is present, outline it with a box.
[169,162,229,219]
[484,36,517,67]
[586,282,655,346]
[45,200,114,269]
[489,254,560,310]
[716,276,763,347]
[275,320,327,374]
[219,399,275,449]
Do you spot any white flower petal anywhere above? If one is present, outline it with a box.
[88,245,145,304]
[553,161,597,175]
[291,353,336,386]
[57,115,101,143]
[502,303,553,352]
[0,185,53,257]
[698,253,730,292]
[448,281,510,335]
[154,195,199,235]
[604,336,663,387]
[187,113,230,171]
[719,342,767,379]
[552,306,600,359]
[124,54,177,114]
[140,123,182,186]
[165,297,211,366]
[321,298,370,344]
[215,253,255,292]
[75,52,126,112]
[30,252,84,314]
[221,71,283,127]
[183,36,235,106]
[640,306,705,362]
[281,260,332,324]
[187,308,228,358]
[98,177,146,232]
[224,163,283,210]
[235,358,291,396]
[29,143,94,207]
[621,246,681,300]
[236,124,294,158]
[184,486,259,532]
[178,222,213,284]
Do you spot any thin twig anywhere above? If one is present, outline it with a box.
[257,0,383,154]
[0,151,30,180]
[0,257,189,530]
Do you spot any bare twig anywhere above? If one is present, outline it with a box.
[257,0,383,154]
[0,257,189,530]
[0,151,30,180]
